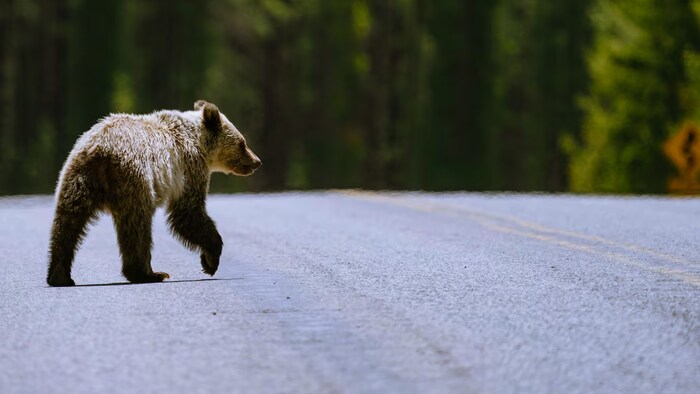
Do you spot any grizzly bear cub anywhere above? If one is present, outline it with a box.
[47,100,261,286]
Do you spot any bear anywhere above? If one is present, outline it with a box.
[46,100,261,287]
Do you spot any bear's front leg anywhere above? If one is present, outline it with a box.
[113,206,170,283]
[167,200,223,276]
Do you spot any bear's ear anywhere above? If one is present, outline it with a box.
[202,103,221,131]
[194,100,210,110]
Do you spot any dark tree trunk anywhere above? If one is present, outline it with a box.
[258,37,289,190]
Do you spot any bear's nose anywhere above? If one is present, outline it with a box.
[252,158,262,169]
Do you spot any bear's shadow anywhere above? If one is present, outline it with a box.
[69,277,243,288]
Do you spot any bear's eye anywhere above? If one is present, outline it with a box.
[238,141,246,151]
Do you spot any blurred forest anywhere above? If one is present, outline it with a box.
[1,0,699,194]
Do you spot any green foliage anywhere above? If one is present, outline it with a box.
[682,1,700,120]
[0,0,697,194]
[492,0,591,191]
[569,0,699,193]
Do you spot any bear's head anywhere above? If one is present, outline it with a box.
[196,100,262,176]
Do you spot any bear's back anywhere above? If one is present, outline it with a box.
[63,111,203,206]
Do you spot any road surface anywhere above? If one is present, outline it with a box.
[0,191,698,393]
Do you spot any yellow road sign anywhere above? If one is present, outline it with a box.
[664,122,700,194]
[664,122,700,175]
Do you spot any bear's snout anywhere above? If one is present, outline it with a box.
[230,154,261,176]
[244,150,262,173]
[241,158,261,175]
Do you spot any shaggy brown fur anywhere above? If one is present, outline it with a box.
[47,100,261,286]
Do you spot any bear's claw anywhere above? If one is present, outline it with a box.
[125,271,170,283]
[200,253,218,276]
[47,277,76,287]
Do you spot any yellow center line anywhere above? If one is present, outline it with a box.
[468,203,698,269]
[336,190,700,287]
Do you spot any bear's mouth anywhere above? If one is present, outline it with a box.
[231,165,256,176]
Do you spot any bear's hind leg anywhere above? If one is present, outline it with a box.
[47,180,99,287]
[113,205,169,283]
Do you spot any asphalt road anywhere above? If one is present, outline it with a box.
[0,191,698,393]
